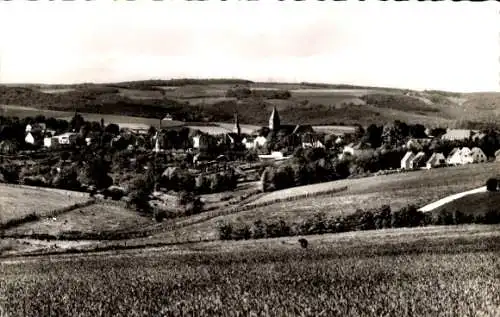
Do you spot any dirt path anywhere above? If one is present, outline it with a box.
[418,186,487,212]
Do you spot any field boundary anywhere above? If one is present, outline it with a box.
[0,199,96,231]
[0,183,90,198]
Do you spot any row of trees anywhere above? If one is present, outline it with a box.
[218,204,500,241]
[226,87,291,100]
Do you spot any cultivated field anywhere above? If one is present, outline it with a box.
[0,184,90,226]
[1,224,499,316]
[3,202,154,237]
[0,105,184,128]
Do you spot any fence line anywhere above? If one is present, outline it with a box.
[0,182,90,198]
[0,199,96,231]
[1,184,347,242]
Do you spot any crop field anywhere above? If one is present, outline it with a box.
[312,125,356,135]
[1,224,499,316]
[0,184,90,226]
[216,122,261,134]
[186,125,231,135]
[3,203,154,237]
[0,105,184,128]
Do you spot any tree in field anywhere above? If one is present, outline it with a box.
[363,124,383,148]
[70,113,85,132]
[128,176,152,212]
[486,178,498,192]
[83,157,113,190]
[104,123,120,136]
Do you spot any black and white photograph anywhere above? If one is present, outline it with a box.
[0,1,499,316]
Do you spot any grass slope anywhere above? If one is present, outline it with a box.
[3,203,155,236]
[0,184,90,226]
[1,225,499,316]
[432,191,500,217]
[151,163,500,242]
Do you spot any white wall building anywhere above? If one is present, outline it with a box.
[470,147,487,163]
[400,151,415,169]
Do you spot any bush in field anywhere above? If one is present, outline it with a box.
[52,167,81,191]
[250,220,267,239]
[486,178,498,192]
[154,209,167,222]
[374,205,392,229]
[217,221,233,240]
[178,191,204,216]
[483,209,500,224]
[128,176,153,213]
[231,224,252,240]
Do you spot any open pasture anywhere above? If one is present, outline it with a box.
[432,191,500,217]
[1,224,499,317]
[0,184,90,226]
[4,202,154,237]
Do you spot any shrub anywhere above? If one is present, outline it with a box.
[298,238,308,249]
[484,209,500,224]
[231,224,252,240]
[486,178,498,192]
[217,222,233,240]
[154,209,167,222]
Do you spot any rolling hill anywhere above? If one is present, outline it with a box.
[1,79,499,128]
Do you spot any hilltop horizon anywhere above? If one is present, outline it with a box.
[0,78,485,95]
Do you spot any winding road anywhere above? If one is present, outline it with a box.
[418,186,487,212]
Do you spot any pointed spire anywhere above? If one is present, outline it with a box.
[269,106,280,131]
[233,112,241,136]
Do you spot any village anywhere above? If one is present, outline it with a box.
[4,105,500,199]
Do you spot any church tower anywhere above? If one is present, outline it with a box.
[269,106,280,131]
[233,112,241,136]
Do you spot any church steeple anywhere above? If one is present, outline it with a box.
[233,112,241,136]
[269,106,280,131]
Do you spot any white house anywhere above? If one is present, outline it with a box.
[242,137,255,149]
[258,151,291,161]
[447,147,473,166]
[302,140,325,149]
[342,142,374,157]
[470,147,487,163]
[441,129,474,141]
[56,132,78,145]
[401,151,416,169]
[409,151,427,169]
[426,153,446,169]
[25,132,35,145]
[253,136,267,148]
[192,135,201,149]
[43,136,60,148]
[25,123,46,133]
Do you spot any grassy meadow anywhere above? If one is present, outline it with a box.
[0,184,90,226]
[1,224,499,316]
[3,203,154,237]
[432,191,500,218]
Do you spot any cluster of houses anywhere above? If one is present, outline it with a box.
[25,123,80,149]
[400,146,488,171]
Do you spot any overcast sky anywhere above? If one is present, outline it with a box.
[0,1,498,92]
